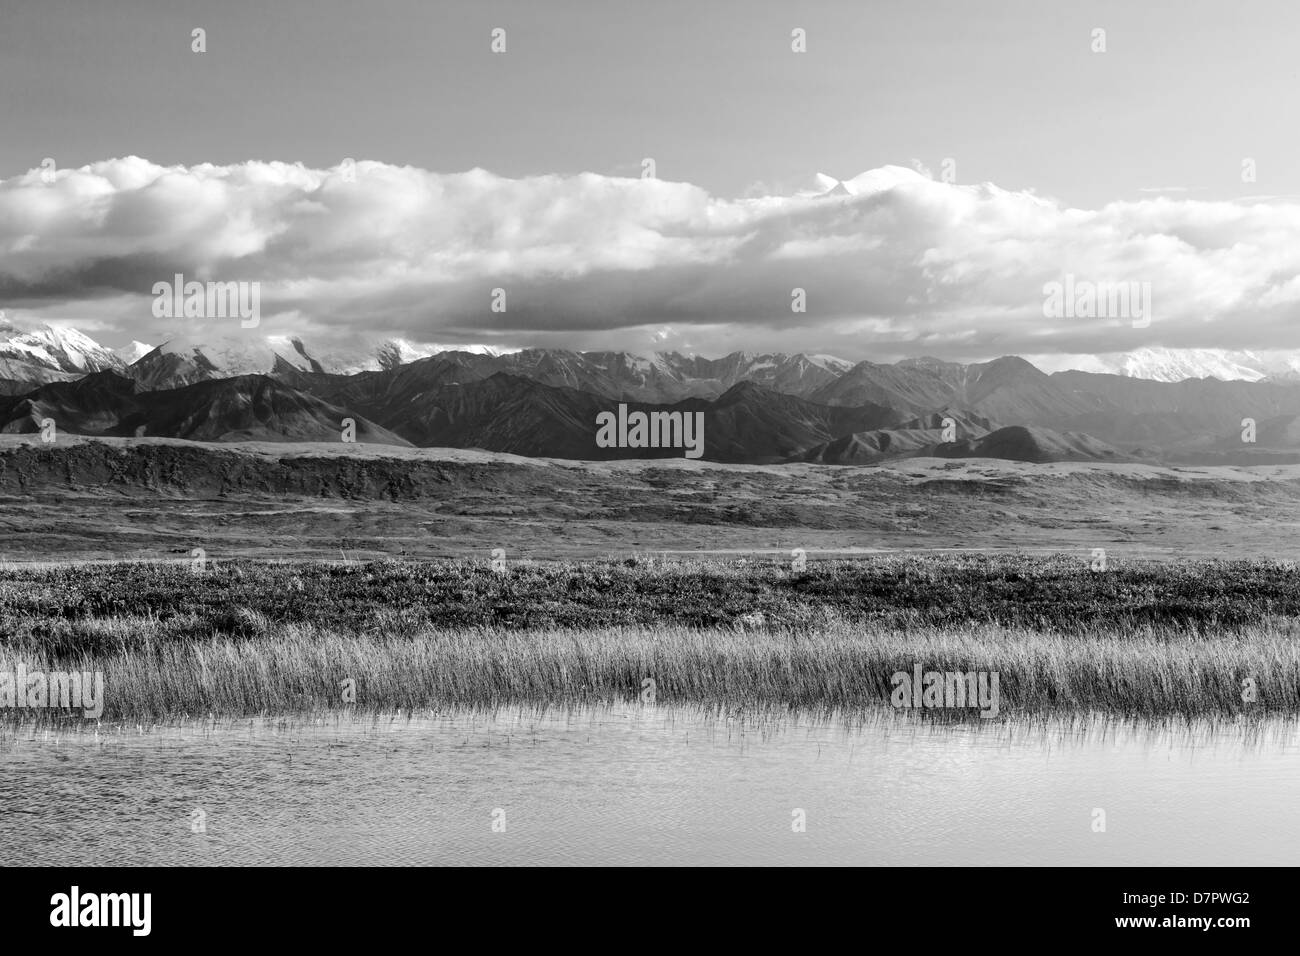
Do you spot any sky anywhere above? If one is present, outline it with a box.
[3,0,1300,363]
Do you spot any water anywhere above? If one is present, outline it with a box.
[3,707,1298,866]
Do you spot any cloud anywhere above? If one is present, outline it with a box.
[2,156,1300,360]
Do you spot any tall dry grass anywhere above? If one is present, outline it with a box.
[3,556,1298,719]
[2,617,1296,719]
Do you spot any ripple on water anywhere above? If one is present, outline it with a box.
[3,707,1298,866]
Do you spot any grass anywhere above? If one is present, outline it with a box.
[4,553,1300,641]
[1,555,1297,719]
[0,620,1295,720]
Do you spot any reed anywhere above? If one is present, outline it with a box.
[1,618,1295,720]
[2,556,1296,719]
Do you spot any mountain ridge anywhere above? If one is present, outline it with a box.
[5,323,1300,464]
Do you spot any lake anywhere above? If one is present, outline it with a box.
[3,706,1297,865]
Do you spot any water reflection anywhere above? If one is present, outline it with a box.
[2,707,1296,866]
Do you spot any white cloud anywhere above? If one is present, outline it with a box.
[2,156,1299,360]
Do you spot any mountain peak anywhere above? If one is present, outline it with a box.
[0,320,126,373]
[795,165,931,199]
[1048,346,1300,383]
[978,355,1046,377]
[896,356,961,372]
[115,341,155,365]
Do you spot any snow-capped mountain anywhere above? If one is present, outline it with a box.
[467,349,855,401]
[652,351,854,399]
[0,358,78,395]
[0,322,517,387]
[113,341,155,365]
[376,339,510,370]
[120,333,521,388]
[795,165,932,199]
[157,333,512,377]
[0,320,126,373]
[125,335,366,388]
[8,321,1299,398]
[1029,347,1300,383]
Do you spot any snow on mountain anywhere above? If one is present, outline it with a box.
[0,320,125,373]
[841,165,933,194]
[376,339,510,370]
[795,165,933,199]
[114,341,155,365]
[124,334,356,387]
[807,354,855,373]
[0,357,78,394]
[1030,347,1300,383]
[14,317,1297,396]
[795,173,845,197]
[1104,348,1270,383]
[644,351,855,399]
[152,336,300,377]
[128,334,504,380]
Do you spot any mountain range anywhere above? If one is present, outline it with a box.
[4,321,1300,464]
[1051,347,1300,383]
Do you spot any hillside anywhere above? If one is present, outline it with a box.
[933,425,1131,464]
[0,372,405,445]
[794,409,996,463]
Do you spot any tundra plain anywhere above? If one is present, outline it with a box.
[2,435,1300,563]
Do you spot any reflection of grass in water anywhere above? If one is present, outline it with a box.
[1,618,1298,720]
[857,709,1300,755]
[4,705,1297,766]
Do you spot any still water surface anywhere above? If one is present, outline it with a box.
[2,706,1297,865]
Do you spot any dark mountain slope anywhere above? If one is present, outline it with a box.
[0,372,406,445]
[358,374,895,463]
[792,408,998,464]
[812,355,1096,422]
